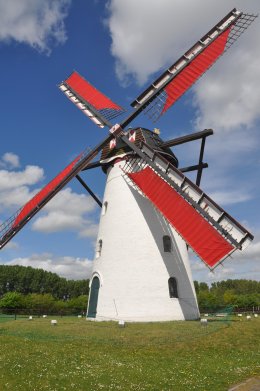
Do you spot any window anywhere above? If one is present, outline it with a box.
[168,277,178,298]
[96,239,103,258]
[102,201,108,216]
[163,235,172,252]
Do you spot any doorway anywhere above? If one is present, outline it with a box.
[87,276,100,318]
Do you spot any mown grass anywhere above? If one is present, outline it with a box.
[0,316,259,390]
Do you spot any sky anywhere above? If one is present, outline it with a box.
[0,0,259,283]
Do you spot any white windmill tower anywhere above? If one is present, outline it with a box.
[0,9,256,322]
[87,128,201,321]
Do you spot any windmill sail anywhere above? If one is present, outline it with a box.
[0,133,117,249]
[59,71,125,128]
[122,143,253,269]
[131,9,257,121]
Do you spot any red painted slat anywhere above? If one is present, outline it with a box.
[162,27,231,114]
[65,72,122,111]
[127,167,234,268]
[13,154,82,228]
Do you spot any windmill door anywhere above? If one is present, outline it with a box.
[87,276,100,318]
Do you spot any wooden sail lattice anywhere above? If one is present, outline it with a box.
[122,143,253,269]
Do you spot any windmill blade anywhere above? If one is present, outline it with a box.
[59,71,126,128]
[0,130,120,250]
[122,142,253,270]
[130,9,257,121]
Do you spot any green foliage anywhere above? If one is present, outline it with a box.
[0,265,259,314]
[0,265,90,314]
[0,265,89,298]
[197,279,260,311]
[24,293,56,312]
[0,292,24,309]
[67,295,88,312]
[0,292,88,314]
[211,279,260,295]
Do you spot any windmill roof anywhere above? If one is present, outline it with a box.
[100,127,178,167]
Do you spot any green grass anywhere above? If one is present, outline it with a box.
[0,317,259,390]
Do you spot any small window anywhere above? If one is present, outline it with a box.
[96,239,103,258]
[163,235,172,252]
[168,277,178,298]
[102,201,108,216]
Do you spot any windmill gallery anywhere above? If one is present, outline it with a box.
[0,8,257,321]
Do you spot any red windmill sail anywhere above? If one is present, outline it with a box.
[0,136,114,250]
[122,143,253,270]
[131,9,257,121]
[162,28,230,115]
[127,166,234,268]
[59,71,125,128]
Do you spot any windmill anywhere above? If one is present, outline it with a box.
[0,9,257,321]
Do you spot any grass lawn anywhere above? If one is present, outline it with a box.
[0,316,259,390]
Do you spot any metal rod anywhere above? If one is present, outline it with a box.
[75,175,102,208]
[161,129,213,148]
[196,137,206,186]
[180,163,208,173]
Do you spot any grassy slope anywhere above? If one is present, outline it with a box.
[0,317,259,390]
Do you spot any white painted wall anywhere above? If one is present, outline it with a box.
[88,160,199,321]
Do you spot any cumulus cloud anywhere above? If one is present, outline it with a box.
[0,157,44,211]
[0,154,99,239]
[233,238,260,262]
[6,253,93,280]
[1,241,19,251]
[0,152,20,169]
[32,187,98,238]
[107,0,260,131]
[207,189,253,206]
[0,0,71,53]
[0,165,44,191]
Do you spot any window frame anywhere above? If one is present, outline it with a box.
[168,277,178,298]
[163,235,172,252]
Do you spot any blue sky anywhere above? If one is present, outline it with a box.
[0,0,259,283]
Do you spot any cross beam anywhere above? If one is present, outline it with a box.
[75,175,102,208]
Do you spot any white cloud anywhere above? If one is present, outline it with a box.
[107,0,260,130]
[0,155,99,239]
[7,253,93,280]
[207,189,252,206]
[32,187,99,238]
[0,241,19,251]
[0,185,39,210]
[0,152,20,168]
[0,161,44,211]
[233,238,260,262]
[0,0,71,53]
[0,165,44,191]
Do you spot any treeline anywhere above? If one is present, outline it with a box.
[0,291,87,314]
[0,265,259,314]
[0,265,89,299]
[194,279,260,311]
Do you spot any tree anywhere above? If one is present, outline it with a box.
[67,295,88,313]
[0,265,89,298]
[0,292,24,310]
[25,293,56,313]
